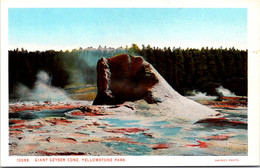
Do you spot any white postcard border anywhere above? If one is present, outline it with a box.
[1,0,259,167]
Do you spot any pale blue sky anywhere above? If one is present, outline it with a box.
[9,8,247,51]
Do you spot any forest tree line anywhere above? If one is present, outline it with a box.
[9,45,247,99]
[131,44,247,96]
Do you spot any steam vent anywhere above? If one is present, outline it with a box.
[93,54,217,121]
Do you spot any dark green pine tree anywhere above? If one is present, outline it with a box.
[183,48,195,91]
[163,47,172,82]
[215,48,226,82]
[193,47,208,92]
[223,47,236,79]
[207,48,218,81]
[141,45,147,60]
[174,48,185,94]
[144,45,153,64]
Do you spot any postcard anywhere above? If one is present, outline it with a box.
[1,0,259,167]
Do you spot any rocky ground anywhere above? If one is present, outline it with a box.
[9,97,247,156]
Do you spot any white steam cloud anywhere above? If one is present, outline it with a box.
[187,91,217,100]
[216,86,236,97]
[15,71,71,102]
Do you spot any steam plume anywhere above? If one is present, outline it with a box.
[15,71,71,102]
[216,86,236,97]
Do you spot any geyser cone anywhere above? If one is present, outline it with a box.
[93,54,158,105]
[93,54,216,121]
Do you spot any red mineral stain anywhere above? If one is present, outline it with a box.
[37,151,85,156]
[212,105,239,108]
[48,138,77,144]
[228,120,247,126]
[201,99,247,108]
[196,117,247,127]
[70,111,84,116]
[152,144,170,150]
[44,101,51,104]
[9,103,81,113]
[93,122,101,126]
[119,128,149,133]
[105,128,149,134]
[205,135,230,140]
[223,97,241,100]
[76,126,88,130]
[196,118,228,124]
[9,119,26,125]
[9,124,27,129]
[186,140,209,148]
[197,140,208,148]
[46,118,72,125]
